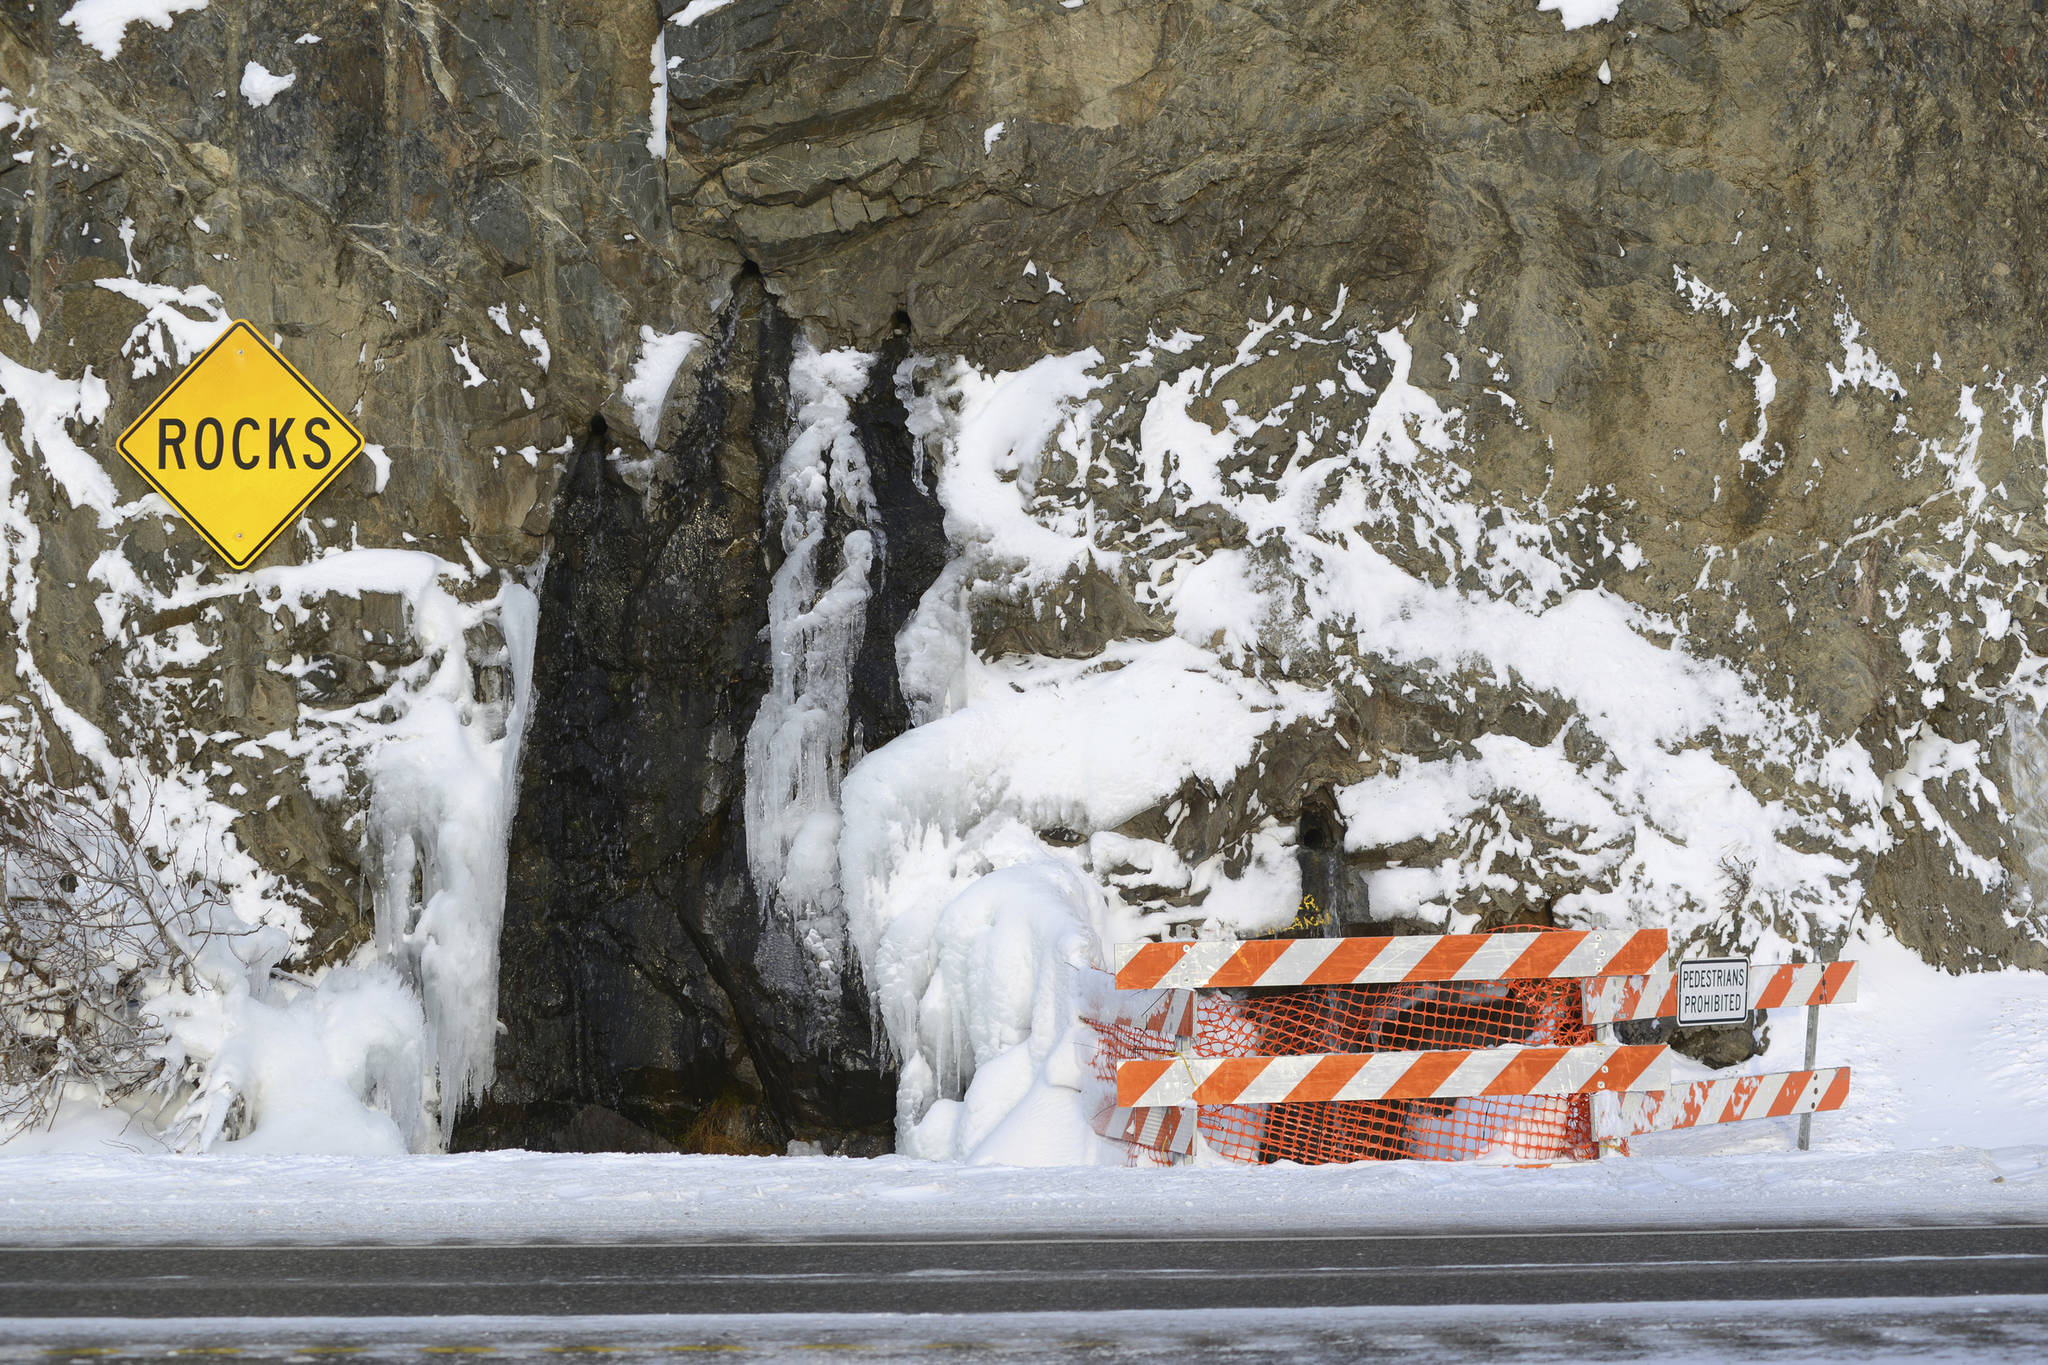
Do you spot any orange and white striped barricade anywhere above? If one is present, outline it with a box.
[1093,985,1197,1040]
[1116,1042,1671,1108]
[1609,1067,1852,1135]
[1082,983,1198,1161]
[1098,929,1672,1166]
[1091,1101,1197,1157]
[1092,927,1856,1165]
[1582,962,1858,1025]
[1115,928,1668,991]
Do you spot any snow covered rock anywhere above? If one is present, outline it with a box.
[5,0,2048,1159]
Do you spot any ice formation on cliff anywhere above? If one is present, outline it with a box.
[811,281,2048,1161]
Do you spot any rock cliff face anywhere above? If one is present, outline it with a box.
[3,0,2047,1153]
[666,0,2048,966]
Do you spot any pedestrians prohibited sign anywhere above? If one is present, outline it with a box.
[116,320,364,569]
[1677,957,1750,1026]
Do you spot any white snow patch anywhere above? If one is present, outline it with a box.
[1827,308,1907,399]
[448,339,488,388]
[647,31,668,160]
[239,61,296,108]
[3,297,41,343]
[517,325,550,373]
[982,121,1006,153]
[671,0,736,27]
[1536,0,1620,29]
[0,1133,2040,1241]
[0,351,116,525]
[167,965,425,1156]
[1624,922,2048,1163]
[621,326,700,448]
[59,0,208,61]
[1673,266,1737,319]
[1733,331,1779,472]
[93,276,231,381]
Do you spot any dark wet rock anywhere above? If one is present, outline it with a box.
[464,280,899,1153]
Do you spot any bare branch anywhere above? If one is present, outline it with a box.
[0,778,226,1139]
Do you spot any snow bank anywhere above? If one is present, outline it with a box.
[0,1131,2038,1244]
[163,965,424,1156]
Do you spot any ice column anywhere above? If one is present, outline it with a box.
[368,578,539,1148]
[2008,705,2048,910]
[743,346,878,992]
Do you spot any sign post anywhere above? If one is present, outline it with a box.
[1798,973,1823,1151]
[115,320,364,569]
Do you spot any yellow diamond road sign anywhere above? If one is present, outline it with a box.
[116,320,364,569]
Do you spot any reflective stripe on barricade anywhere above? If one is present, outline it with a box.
[1092,1103,1197,1156]
[1116,1042,1670,1108]
[1611,1067,1851,1135]
[1096,987,1197,1039]
[1114,929,1668,991]
[1582,962,1858,1025]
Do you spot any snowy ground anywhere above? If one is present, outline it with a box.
[1625,921,2048,1163]
[0,921,2042,1247]
[4,1300,2046,1363]
[0,1142,2040,1247]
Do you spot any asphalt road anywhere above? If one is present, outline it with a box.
[2,1222,2043,1319]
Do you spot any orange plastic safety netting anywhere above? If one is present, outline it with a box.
[1091,931,1597,1166]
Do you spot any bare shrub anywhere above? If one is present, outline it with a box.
[0,779,222,1138]
[1717,847,1757,917]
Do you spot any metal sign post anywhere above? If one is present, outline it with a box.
[1798,980,1822,1152]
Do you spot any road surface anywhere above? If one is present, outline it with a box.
[2,1222,2043,1318]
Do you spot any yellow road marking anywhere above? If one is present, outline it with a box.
[542,1350,627,1356]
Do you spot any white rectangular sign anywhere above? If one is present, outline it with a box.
[1677,957,1750,1026]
